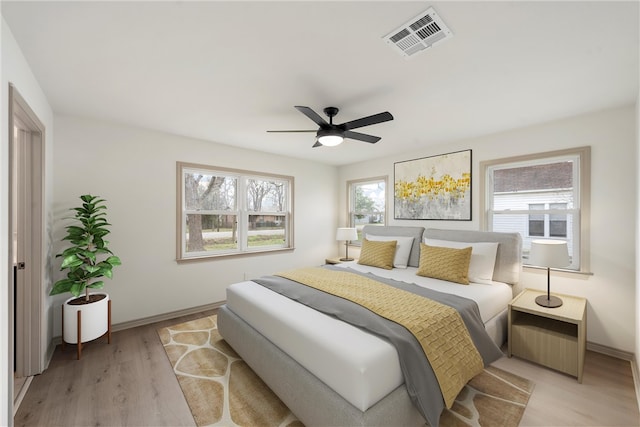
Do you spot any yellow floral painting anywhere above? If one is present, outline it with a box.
[394,150,471,220]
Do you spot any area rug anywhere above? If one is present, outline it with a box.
[158,315,534,427]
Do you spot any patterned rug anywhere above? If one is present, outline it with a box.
[158,315,534,427]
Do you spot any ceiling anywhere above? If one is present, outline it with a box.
[2,1,638,166]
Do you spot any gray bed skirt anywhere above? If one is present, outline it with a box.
[218,305,426,427]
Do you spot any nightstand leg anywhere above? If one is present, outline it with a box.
[577,313,586,383]
[507,306,513,357]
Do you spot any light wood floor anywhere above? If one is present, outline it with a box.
[15,309,640,426]
[494,350,639,426]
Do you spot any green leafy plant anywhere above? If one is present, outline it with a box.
[51,195,122,301]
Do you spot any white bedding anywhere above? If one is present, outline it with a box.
[225,263,512,412]
[334,262,513,323]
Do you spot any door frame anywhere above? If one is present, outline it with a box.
[8,84,45,399]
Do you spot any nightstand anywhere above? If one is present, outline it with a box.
[325,257,356,265]
[508,288,587,382]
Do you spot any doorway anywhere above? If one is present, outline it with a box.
[8,84,45,414]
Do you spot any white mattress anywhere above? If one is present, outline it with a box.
[225,264,512,412]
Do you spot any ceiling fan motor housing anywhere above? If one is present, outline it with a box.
[323,107,339,122]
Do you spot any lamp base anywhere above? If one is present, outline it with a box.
[535,294,563,308]
[339,257,354,262]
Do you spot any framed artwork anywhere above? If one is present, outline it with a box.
[394,149,471,220]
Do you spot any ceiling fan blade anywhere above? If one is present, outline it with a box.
[267,130,316,133]
[312,141,323,148]
[341,112,394,131]
[344,130,381,144]
[295,106,330,127]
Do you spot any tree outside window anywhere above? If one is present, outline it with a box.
[348,177,387,241]
[177,163,293,260]
[185,173,236,253]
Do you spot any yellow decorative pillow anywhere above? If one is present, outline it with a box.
[417,243,472,285]
[358,239,397,270]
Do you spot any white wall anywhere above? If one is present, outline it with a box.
[338,105,637,353]
[1,18,55,427]
[52,115,338,332]
[635,94,640,382]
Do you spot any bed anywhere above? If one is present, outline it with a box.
[218,226,522,426]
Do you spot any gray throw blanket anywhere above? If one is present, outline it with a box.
[253,265,503,427]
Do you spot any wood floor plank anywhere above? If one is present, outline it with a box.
[493,349,640,426]
[14,310,216,427]
[14,309,640,426]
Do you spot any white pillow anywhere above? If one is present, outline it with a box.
[424,238,499,282]
[366,234,415,269]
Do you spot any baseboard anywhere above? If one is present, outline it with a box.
[588,341,639,411]
[587,341,634,361]
[631,355,640,416]
[50,300,225,345]
[111,300,225,332]
[13,375,33,417]
[45,338,57,369]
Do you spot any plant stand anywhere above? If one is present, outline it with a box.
[61,299,111,360]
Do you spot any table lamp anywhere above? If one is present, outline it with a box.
[529,239,570,308]
[336,227,358,261]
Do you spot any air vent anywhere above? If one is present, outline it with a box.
[383,7,453,58]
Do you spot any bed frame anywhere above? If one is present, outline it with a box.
[218,227,522,426]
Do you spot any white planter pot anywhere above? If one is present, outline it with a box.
[63,292,110,344]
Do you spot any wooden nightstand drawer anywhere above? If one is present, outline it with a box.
[508,288,587,382]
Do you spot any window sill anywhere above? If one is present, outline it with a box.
[176,247,295,264]
[523,265,593,276]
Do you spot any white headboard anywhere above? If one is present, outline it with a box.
[361,225,522,286]
[424,228,522,286]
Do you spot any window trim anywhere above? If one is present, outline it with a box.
[176,162,294,262]
[347,176,388,244]
[479,146,591,273]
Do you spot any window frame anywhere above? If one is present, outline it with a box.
[347,176,388,244]
[176,162,294,262]
[480,146,591,273]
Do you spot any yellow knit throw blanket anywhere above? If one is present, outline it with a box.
[276,267,484,408]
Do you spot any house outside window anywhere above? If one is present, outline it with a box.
[528,202,567,238]
[549,202,568,238]
[528,204,545,237]
[177,162,293,261]
[481,147,590,271]
[348,177,387,242]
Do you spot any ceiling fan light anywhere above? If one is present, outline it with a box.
[316,129,344,146]
[318,135,343,146]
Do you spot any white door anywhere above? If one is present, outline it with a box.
[9,85,45,401]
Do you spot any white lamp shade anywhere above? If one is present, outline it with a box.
[529,240,569,268]
[336,227,358,241]
[318,134,344,147]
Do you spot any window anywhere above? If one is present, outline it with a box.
[348,177,387,241]
[528,204,545,237]
[528,203,568,238]
[549,203,568,238]
[481,147,590,271]
[177,162,293,261]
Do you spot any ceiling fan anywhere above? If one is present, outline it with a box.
[268,106,394,147]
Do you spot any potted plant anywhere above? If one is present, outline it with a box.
[51,195,121,355]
